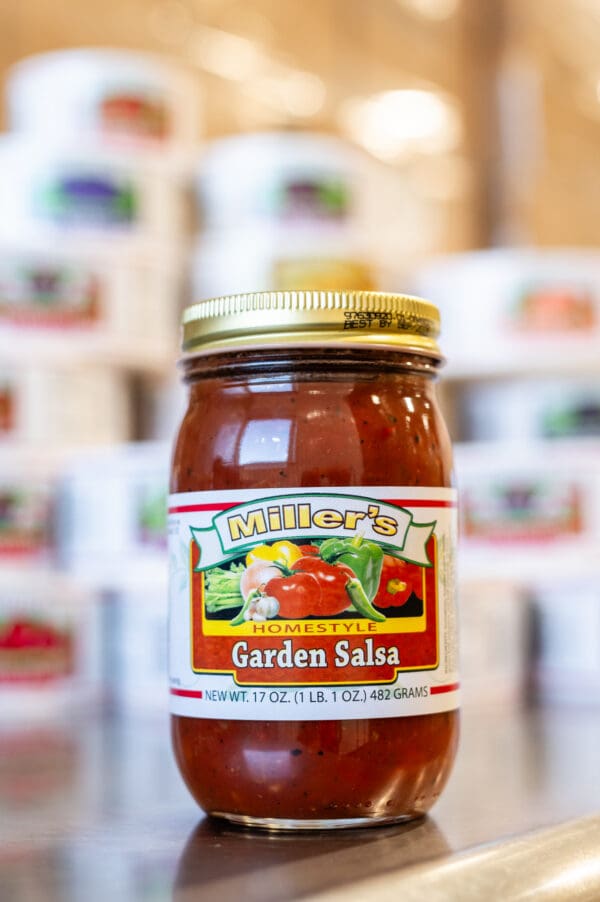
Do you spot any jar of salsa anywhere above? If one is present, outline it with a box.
[169,290,459,830]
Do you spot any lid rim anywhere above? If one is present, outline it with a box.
[181,289,441,356]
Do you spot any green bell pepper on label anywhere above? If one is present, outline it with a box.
[319,535,384,601]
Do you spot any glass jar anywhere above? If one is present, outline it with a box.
[168,290,459,830]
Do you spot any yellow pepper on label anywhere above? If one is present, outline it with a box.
[246,540,302,568]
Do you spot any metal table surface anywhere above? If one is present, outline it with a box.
[2,703,600,901]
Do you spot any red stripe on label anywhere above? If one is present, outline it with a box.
[170,688,203,699]
[169,498,456,515]
[168,503,238,514]
[430,682,460,695]
[384,499,457,508]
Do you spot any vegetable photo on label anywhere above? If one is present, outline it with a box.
[246,540,302,568]
[373,556,423,609]
[203,562,245,613]
[320,535,384,600]
[200,536,406,624]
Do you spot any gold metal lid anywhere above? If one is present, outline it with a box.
[182,290,441,357]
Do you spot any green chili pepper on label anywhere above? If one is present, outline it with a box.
[320,535,384,601]
[229,588,261,626]
[345,577,386,622]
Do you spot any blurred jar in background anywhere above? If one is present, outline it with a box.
[192,131,383,298]
[416,249,600,376]
[6,49,200,158]
[0,569,101,721]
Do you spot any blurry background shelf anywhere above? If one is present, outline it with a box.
[458,543,600,583]
[445,348,600,381]
[0,332,176,375]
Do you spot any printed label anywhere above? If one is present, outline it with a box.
[100,92,169,140]
[39,173,137,226]
[0,486,52,556]
[274,177,350,220]
[542,397,600,439]
[0,262,101,327]
[0,385,14,433]
[137,486,167,550]
[168,487,458,720]
[463,479,582,542]
[509,282,597,334]
[0,617,73,684]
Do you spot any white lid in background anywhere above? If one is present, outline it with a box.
[7,47,201,154]
[0,566,90,605]
[0,132,191,179]
[0,231,190,272]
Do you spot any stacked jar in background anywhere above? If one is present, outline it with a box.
[0,49,200,719]
[417,249,600,708]
[192,131,379,298]
[148,130,401,444]
[146,132,423,445]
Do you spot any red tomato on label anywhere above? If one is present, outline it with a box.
[264,571,319,619]
[373,556,422,608]
[293,556,355,616]
[264,556,354,618]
